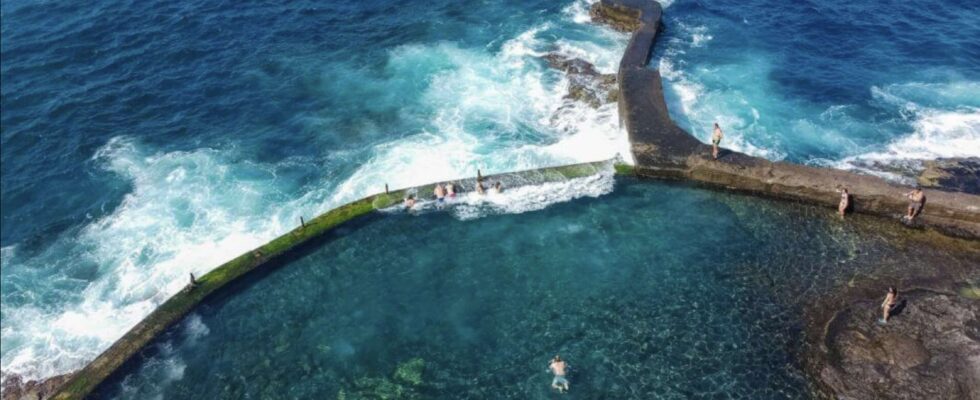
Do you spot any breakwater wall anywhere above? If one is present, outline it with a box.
[594,0,980,239]
[51,160,618,399]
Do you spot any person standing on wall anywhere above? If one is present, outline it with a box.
[711,122,724,160]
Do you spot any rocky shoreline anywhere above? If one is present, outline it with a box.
[589,0,980,398]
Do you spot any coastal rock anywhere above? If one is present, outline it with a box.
[541,53,618,108]
[918,157,980,195]
[1,373,74,400]
[816,291,980,399]
[589,1,643,32]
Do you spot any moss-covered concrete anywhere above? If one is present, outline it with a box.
[51,159,618,400]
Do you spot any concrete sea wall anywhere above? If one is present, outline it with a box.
[594,0,980,239]
[50,160,617,399]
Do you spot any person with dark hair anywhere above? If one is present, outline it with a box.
[711,122,724,160]
[404,195,416,210]
[492,181,503,194]
[904,187,926,221]
[838,188,850,218]
[549,355,569,393]
[475,179,486,195]
[434,183,446,203]
[880,287,899,323]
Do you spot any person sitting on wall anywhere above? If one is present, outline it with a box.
[711,122,724,160]
[838,188,850,218]
[904,187,926,221]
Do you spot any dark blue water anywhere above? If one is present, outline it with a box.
[657,0,979,172]
[94,179,979,399]
[2,0,978,385]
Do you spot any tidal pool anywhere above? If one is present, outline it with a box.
[96,179,978,399]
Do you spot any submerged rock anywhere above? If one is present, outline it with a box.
[815,290,980,399]
[917,157,980,194]
[393,358,425,386]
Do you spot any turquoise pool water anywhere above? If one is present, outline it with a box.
[95,179,979,399]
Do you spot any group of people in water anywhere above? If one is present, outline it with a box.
[403,177,503,210]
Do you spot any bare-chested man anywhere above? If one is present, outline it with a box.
[549,355,569,393]
[711,122,724,160]
[904,187,926,221]
[434,183,446,203]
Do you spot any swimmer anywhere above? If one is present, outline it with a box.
[711,122,724,160]
[447,183,456,198]
[838,188,849,218]
[404,195,416,210]
[434,183,446,203]
[904,187,925,221]
[491,181,503,194]
[475,179,486,195]
[549,355,569,393]
[880,286,899,324]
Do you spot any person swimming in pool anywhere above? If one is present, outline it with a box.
[434,183,446,203]
[447,183,456,198]
[880,286,899,323]
[549,355,569,393]
[491,181,503,194]
[711,122,724,160]
[404,195,416,210]
[475,179,486,195]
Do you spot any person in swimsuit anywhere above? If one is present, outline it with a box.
[711,122,724,160]
[492,181,503,194]
[905,187,925,221]
[447,183,456,198]
[838,188,850,218]
[549,355,569,393]
[881,287,899,323]
[404,195,416,210]
[434,183,446,203]
[475,179,486,195]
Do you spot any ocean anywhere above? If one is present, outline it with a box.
[1,0,978,389]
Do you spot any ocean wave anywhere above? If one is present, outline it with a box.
[0,3,631,383]
[832,82,980,176]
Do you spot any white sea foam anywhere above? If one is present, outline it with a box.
[1,138,320,381]
[1,3,632,384]
[388,165,616,221]
[833,82,980,175]
[449,171,615,220]
[330,20,631,207]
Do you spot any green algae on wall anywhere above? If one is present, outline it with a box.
[52,159,621,400]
